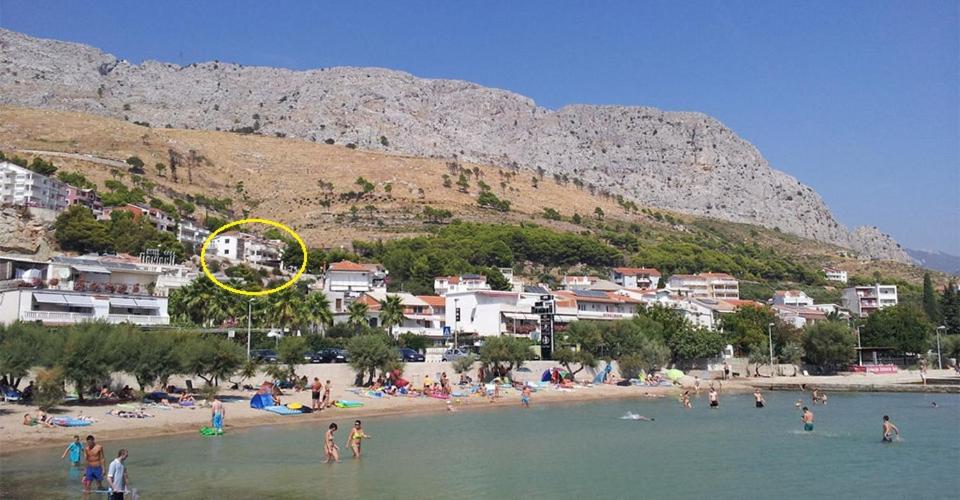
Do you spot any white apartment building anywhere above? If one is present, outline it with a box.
[772,290,814,307]
[207,232,283,267]
[323,260,387,313]
[434,274,490,296]
[0,254,170,326]
[355,291,447,337]
[561,275,596,290]
[667,273,740,300]
[177,220,211,254]
[610,267,661,289]
[444,289,522,337]
[842,284,898,317]
[823,268,848,284]
[0,161,69,211]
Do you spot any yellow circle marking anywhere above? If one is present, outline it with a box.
[199,218,307,297]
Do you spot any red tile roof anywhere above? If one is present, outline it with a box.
[329,260,370,271]
[613,267,661,277]
[416,295,446,307]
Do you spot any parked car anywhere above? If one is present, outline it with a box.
[317,348,347,363]
[398,348,425,362]
[333,348,350,363]
[250,349,278,363]
[303,351,324,364]
[441,347,471,362]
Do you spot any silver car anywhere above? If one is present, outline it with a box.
[442,347,471,362]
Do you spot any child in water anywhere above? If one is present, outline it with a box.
[521,386,531,408]
[61,435,83,466]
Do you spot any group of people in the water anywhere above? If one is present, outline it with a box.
[321,419,371,463]
[671,385,902,441]
[60,434,132,499]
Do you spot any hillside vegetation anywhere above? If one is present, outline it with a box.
[0,106,941,289]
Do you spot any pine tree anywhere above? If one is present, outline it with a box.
[940,281,960,335]
[922,272,940,322]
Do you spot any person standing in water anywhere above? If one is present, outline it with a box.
[681,391,692,409]
[211,397,225,434]
[107,448,129,500]
[346,420,371,458]
[882,415,900,442]
[708,386,719,409]
[521,386,531,408]
[693,376,701,394]
[83,435,105,492]
[753,388,765,408]
[61,435,83,466]
[801,407,815,432]
[811,387,820,405]
[323,423,341,463]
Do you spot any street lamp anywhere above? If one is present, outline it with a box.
[767,323,775,374]
[936,326,945,370]
[246,298,255,360]
[856,325,863,366]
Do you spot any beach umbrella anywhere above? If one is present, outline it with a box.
[665,369,684,381]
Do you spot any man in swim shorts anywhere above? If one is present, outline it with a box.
[521,386,531,408]
[753,388,765,408]
[311,378,323,411]
[882,415,900,442]
[83,434,105,492]
[211,397,225,434]
[708,386,719,409]
[801,407,814,432]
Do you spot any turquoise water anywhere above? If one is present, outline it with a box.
[2,392,958,499]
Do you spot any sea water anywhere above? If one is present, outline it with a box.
[2,392,958,499]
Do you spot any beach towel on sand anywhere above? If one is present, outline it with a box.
[262,405,303,415]
[334,400,364,408]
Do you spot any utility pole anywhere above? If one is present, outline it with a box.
[936,326,945,370]
[856,325,863,366]
[246,298,255,360]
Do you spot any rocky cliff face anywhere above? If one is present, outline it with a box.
[0,29,910,263]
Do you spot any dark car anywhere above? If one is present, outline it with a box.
[398,348,425,362]
[317,348,347,363]
[303,351,324,364]
[250,349,278,363]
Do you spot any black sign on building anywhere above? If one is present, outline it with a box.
[534,295,554,359]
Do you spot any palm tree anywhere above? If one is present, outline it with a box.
[265,288,300,330]
[301,292,333,334]
[379,294,405,338]
[347,301,370,332]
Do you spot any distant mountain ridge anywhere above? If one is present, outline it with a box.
[0,28,910,263]
[906,248,960,276]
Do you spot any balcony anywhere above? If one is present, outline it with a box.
[105,314,169,325]
[21,310,95,323]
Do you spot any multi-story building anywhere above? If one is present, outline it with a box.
[434,274,490,296]
[772,290,814,307]
[177,220,211,254]
[65,185,103,216]
[772,304,827,328]
[0,253,171,326]
[823,267,848,284]
[207,232,283,267]
[354,291,447,337]
[610,267,661,289]
[323,260,387,313]
[554,289,643,320]
[561,275,596,290]
[667,272,740,300]
[842,284,898,317]
[0,161,69,211]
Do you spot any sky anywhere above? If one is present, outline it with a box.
[1,0,958,254]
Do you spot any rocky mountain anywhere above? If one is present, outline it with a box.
[0,28,910,263]
[906,248,960,276]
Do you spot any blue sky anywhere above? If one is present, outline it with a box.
[2,0,957,254]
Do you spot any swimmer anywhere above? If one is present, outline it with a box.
[708,387,719,409]
[930,402,938,408]
[811,387,820,405]
[681,391,692,409]
[882,415,900,442]
[622,412,655,421]
[322,423,340,463]
[795,399,803,409]
[801,407,814,432]
[753,388,765,408]
[521,386,531,408]
[346,420,370,458]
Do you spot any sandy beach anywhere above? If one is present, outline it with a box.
[3,362,955,456]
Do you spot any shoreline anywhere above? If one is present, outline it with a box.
[2,369,956,458]
[1,382,723,456]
